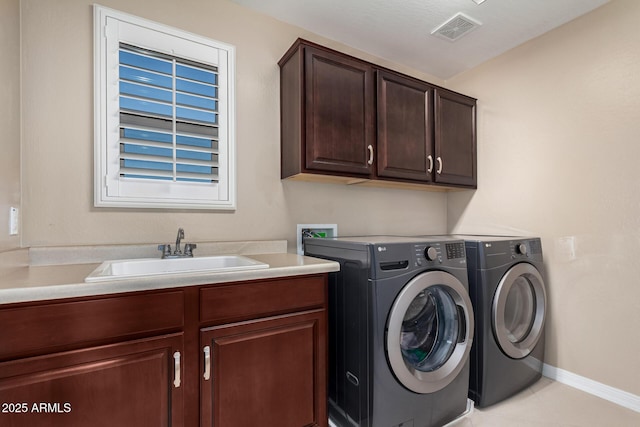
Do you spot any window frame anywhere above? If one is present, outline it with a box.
[93,5,236,210]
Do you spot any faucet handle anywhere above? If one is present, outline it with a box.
[158,244,172,258]
[184,243,197,257]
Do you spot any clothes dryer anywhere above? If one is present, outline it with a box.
[459,236,547,407]
[305,236,474,427]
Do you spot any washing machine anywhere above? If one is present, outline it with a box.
[459,236,547,407]
[304,236,474,427]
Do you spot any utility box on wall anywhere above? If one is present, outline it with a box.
[297,224,338,255]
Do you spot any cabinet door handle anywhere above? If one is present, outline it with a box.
[367,145,374,165]
[436,156,443,174]
[173,351,181,388]
[203,346,211,381]
[427,155,433,173]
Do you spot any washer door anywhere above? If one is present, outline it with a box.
[386,271,474,394]
[492,263,546,359]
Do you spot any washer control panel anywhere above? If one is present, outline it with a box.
[414,243,440,266]
[413,241,466,267]
[445,242,466,260]
[425,246,438,261]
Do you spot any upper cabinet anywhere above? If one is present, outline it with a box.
[280,43,375,179]
[434,88,477,187]
[303,46,375,176]
[376,70,434,182]
[279,39,477,190]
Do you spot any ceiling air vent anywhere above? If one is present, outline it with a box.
[431,12,482,42]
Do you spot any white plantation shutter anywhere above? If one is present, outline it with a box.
[94,6,235,209]
[118,44,220,183]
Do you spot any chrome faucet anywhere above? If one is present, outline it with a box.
[158,228,197,259]
[175,228,185,255]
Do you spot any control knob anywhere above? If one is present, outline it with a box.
[515,243,528,255]
[424,246,438,261]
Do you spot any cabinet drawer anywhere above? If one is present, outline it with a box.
[0,290,184,360]
[200,275,326,325]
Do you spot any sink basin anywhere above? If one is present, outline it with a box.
[85,255,269,282]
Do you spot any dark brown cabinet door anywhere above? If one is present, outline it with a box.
[0,333,184,427]
[200,310,327,427]
[281,40,375,180]
[303,46,374,176]
[434,88,477,187]
[377,70,434,182]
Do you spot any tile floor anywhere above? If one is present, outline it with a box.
[452,377,640,427]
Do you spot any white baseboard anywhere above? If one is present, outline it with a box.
[543,363,640,413]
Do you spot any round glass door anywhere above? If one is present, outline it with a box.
[401,286,458,372]
[387,271,474,394]
[504,276,536,343]
[492,263,546,359]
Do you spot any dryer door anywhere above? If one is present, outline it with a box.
[386,270,474,394]
[492,262,546,359]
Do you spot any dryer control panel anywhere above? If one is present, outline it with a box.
[471,237,544,269]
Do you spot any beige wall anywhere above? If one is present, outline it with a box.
[20,0,448,249]
[0,0,21,253]
[447,0,640,395]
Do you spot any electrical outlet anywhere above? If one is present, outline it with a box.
[297,224,337,255]
[9,207,19,236]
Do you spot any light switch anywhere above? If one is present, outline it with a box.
[9,207,18,236]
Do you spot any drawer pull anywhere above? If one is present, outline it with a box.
[173,351,181,388]
[427,155,433,173]
[203,346,211,381]
[436,156,443,174]
[367,145,374,165]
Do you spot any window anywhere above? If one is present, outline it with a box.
[93,6,235,209]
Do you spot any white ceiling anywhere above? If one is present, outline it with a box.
[231,0,610,79]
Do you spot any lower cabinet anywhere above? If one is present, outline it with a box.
[0,274,328,427]
[0,334,184,427]
[200,310,326,427]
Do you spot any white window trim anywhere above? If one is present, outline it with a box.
[93,5,236,210]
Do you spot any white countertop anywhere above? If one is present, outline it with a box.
[0,253,340,305]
